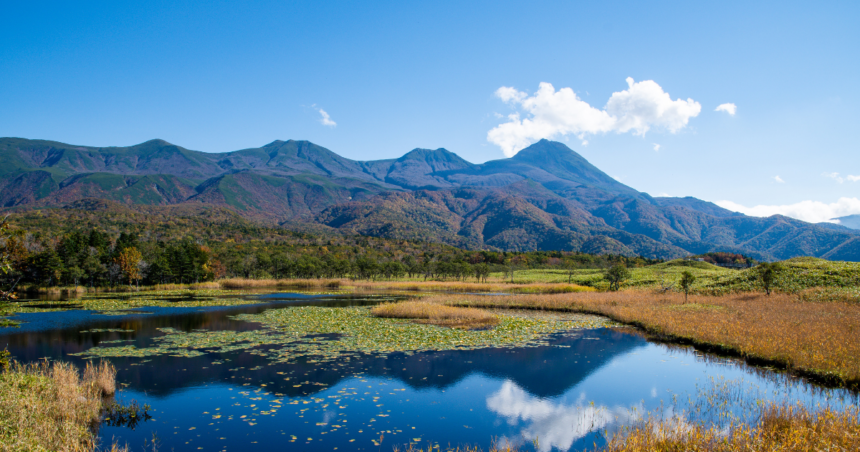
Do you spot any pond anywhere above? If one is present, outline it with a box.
[0,291,856,451]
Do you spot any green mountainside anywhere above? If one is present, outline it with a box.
[1,136,857,260]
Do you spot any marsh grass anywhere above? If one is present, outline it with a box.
[217,277,594,294]
[20,282,220,294]
[603,403,860,452]
[0,359,125,451]
[218,278,342,289]
[372,301,499,329]
[444,291,860,387]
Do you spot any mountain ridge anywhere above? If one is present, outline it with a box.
[1,136,857,261]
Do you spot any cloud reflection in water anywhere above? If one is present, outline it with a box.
[486,380,639,452]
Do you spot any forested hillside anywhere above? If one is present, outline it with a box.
[2,137,858,261]
[0,203,658,288]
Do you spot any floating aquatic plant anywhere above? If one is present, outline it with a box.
[72,306,614,363]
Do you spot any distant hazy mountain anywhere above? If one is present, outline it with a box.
[832,214,860,230]
[2,136,858,261]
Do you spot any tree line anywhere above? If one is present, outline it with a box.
[0,225,663,288]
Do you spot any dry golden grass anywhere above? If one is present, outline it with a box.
[151,282,220,291]
[218,278,341,289]
[372,301,499,329]
[604,404,860,452]
[20,282,221,295]
[19,278,596,295]
[444,290,860,387]
[216,277,594,294]
[83,360,116,397]
[351,280,594,294]
[0,359,123,451]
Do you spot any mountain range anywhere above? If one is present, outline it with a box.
[2,136,859,261]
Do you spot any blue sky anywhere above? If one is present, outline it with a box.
[2,1,858,222]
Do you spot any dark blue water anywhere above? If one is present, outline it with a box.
[0,292,855,451]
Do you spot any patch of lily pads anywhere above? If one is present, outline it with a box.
[72,306,616,364]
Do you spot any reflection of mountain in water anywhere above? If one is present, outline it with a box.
[488,380,638,452]
[1,301,645,399]
[111,329,646,398]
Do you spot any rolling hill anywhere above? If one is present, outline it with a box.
[1,136,858,261]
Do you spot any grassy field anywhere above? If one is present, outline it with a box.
[493,257,860,300]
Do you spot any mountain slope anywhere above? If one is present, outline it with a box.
[2,136,859,260]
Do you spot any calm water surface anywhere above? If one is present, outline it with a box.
[0,292,855,451]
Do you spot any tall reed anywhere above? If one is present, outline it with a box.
[216,277,594,294]
[0,359,123,451]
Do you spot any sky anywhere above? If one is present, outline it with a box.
[2,1,859,223]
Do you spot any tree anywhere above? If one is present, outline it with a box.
[116,247,143,288]
[756,262,782,295]
[505,256,527,283]
[0,217,16,300]
[564,261,577,284]
[604,264,631,291]
[354,256,379,280]
[31,249,64,287]
[474,263,490,283]
[679,270,696,303]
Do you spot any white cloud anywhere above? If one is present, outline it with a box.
[317,107,336,127]
[825,172,860,183]
[773,175,785,183]
[653,143,661,152]
[715,103,737,115]
[495,86,528,104]
[715,197,860,223]
[488,78,701,156]
[824,172,843,183]
[605,78,702,135]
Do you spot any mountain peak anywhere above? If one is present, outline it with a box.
[132,139,175,148]
[512,139,582,161]
[398,148,471,166]
[502,139,643,199]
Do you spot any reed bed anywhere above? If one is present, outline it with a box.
[0,359,123,451]
[216,277,594,294]
[150,282,220,291]
[19,282,220,294]
[604,404,860,452]
[218,277,342,289]
[372,301,499,329]
[22,278,596,295]
[352,280,595,294]
[442,291,860,387]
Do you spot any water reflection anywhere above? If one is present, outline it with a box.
[488,381,636,451]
